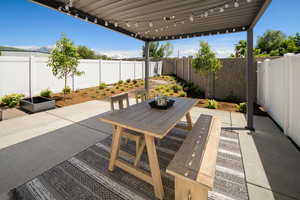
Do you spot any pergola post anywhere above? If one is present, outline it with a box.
[144,41,150,93]
[246,28,254,130]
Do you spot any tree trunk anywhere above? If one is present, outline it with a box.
[205,72,214,99]
[64,75,67,100]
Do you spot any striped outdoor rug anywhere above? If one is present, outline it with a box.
[14,128,248,200]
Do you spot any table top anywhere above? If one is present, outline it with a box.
[99,97,198,139]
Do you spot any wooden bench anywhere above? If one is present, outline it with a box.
[166,114,221,200]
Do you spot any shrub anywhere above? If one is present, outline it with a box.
[95,90,99,94]
[178,91,187,97]
[62,86,71,94]
[126,79,131,83]
[105,88,110,91]
[0,93,24,107]
[237,102,247,113]
[118,80,123,85]
[91,95,97,99]
[111,90,115,94]
[40,89,52,98]
[120,87,125,92]
[115,86,120,89]
[99,83,107,89]
[205,99,218,109]
[171,84,182,93]
[133,79,138,84]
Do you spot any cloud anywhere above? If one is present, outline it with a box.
[97,49,142,59]
[171,42,234,58]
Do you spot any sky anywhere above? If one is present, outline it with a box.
[0,0,299,58]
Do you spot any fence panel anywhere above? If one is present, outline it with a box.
[0,56,30,96]
[74,59,100,90]
[0,56,162,98]
[121,61,135,81]
[257,54,300,146]
[100,60,120,84]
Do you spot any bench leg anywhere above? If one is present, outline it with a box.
[185,112,193,130]
[145,135,164,200]
[109,126,123,171]
[175,177,209,200]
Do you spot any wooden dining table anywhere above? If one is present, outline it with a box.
[99,97,198,200]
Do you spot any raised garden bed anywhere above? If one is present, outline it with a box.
[20,96,55,113]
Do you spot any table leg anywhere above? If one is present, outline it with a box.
[109,126,123,171]
[185,112,192,130]
[145,135,164,200]
[134,139,146,167]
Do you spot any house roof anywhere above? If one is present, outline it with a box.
[31,0,271,42]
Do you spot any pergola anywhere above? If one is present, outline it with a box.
[31,0,271,130]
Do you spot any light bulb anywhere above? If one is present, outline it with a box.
[189,15,194,22]
[58,6,62,11]
[233,28,236,32]
[75,13,78,18]
[105,21,108,26]
[220,7,224,12]
[149,22,153,27]
[247,0,252,2]
[134,23,138,27]
[225,4,229,8]
[234,1,239,8]
[85,16,88,22]
[94,18,97,23]
[204,11,208,18]
[155,29,158,32]
[65,5,69,11]
[126,22,130,27]
[114,22,118,27]
[174,23,177,27]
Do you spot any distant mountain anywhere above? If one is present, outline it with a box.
[0,46,52,53]
[0,46,27,51]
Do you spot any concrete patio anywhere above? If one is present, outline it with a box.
[0,99,299,200]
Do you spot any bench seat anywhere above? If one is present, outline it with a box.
[166,114,221,200]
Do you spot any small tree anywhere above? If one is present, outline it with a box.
[192,41,222,98]
[48,34,83,95]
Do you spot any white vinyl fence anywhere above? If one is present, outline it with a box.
[257,53,300,146]
[0,56,162,97]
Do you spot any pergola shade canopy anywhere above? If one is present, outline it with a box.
[32,0,270,41]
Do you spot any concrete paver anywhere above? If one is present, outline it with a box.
[0,100,299,200]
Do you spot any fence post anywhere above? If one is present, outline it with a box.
[283,53,294,136]
[99,59,102,84]
[29,55,36,98]
[134,61,136,79]
[119,60,122,81]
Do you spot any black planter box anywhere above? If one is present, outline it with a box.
[20,96,55,113]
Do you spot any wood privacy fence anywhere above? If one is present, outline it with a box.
[257,53,300,146]
[0,56,162,97]
[162,57,257,101]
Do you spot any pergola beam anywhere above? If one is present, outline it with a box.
[249,0,272,29]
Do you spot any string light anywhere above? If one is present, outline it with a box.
[204,11,208,18]
[234,1,240,8]
[220,7,224,12]
[94,18,97,23]
[149,22,153,27]
[114,22,118,27]
[105,21,108,26]
[224,4,229,8]
[189,15,194,22]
